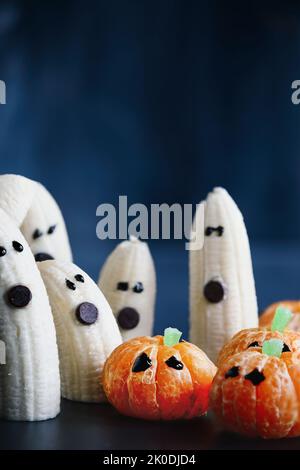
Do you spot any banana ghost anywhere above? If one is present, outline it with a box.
[98,237,156,341]
[189,187,258,363]
[0,174,72,262]
[39,260,122,402]
[0,208,60,421]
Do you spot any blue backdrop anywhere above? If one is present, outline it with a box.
[0,0,300,335]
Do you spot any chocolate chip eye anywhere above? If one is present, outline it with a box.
[225,366,239,378]
[133,282,144,293]
[117,282,128,291]
[247,341,260,348]
[165,356,184,370]
[282,343,291,352]
[0,247,6,257]
[132,352,152,372]
[12,241,23,252]
[47,225,56,235]
[205,226,224,237]
[75,274,84,283]
[205,227,213,236]
[66,279,76,290]
[32,229,43,240]
[244,368,265,386]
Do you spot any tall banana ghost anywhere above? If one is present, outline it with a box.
[189,187,258,363]
[0,174,72,262]
[0,208,60,420]
[39,260,122,402]
[99,237,156,341]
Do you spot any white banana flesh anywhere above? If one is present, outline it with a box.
[189,187,258,363]
[0,209,60,421]
[0,174,72,262]
[98,236,156,341]
[39,260,122,403]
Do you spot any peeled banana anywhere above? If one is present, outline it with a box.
[189,187,258,363]
[0,174,72,262]
[39,259,122,402]
[0,209,60,420]
[98,236,156,341]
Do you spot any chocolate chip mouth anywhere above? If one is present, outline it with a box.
[6,285,32,308]
[76,302,98,325]
[35,252,54,262]
[203,279,226,303]
[117,307,140,330]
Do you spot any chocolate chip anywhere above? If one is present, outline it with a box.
[6,285,32,308]
[75,274,84,283]
[76,302,98,325]
[32,229,43,240]
[0,247,6,257]
[117,307,139,330]
[66,279,76,290]
[132,352,152,372]
[117,282,128,291]
[133,282,144,293]
[47,225,56,235]
[203,280,225,303]
[247,341,260,348]
[205,226,224,237]
[35,253,54,262]
[244,368,265,386]
[282,343,291,352]
[225,366,240,378]
[165,356,184,370]
[12,241,23,252]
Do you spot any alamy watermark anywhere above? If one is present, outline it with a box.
[96,196,204,250]
[0,340,5,364]
[0,80,6,104]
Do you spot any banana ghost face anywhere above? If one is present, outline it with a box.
[39,260,122,403]
[98,237,156,341]
[189,187,258,363]
[0,174,72,262]
[0,208,60,421]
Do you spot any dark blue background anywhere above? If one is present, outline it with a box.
[0,0,300,336]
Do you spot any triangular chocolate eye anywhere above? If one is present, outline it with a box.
[282,343,291,352]
[165,356,184,370]
[48,225,57,235]
[225,366,239,378]
[247,341,260,348]
[244,368,265,386]
[132,352,152,372]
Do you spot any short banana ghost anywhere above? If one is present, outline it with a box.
[0,208,60,421]
[39,260,122,402]
[189,187,258,363]
[0,174,72,262]
[98,237,156,341]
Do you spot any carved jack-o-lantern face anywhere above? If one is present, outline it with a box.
[211,308,300,439]
[103,329,217,420]
[210,347,300,439]
[218,328,300,365]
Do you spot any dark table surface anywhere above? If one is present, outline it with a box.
[1,399,300,451]
[1,242,300,450]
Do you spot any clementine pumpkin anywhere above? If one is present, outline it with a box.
[102,328,216,420]
[218,306,300,365]
[210,341,300,439]
[260,301,300,332]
